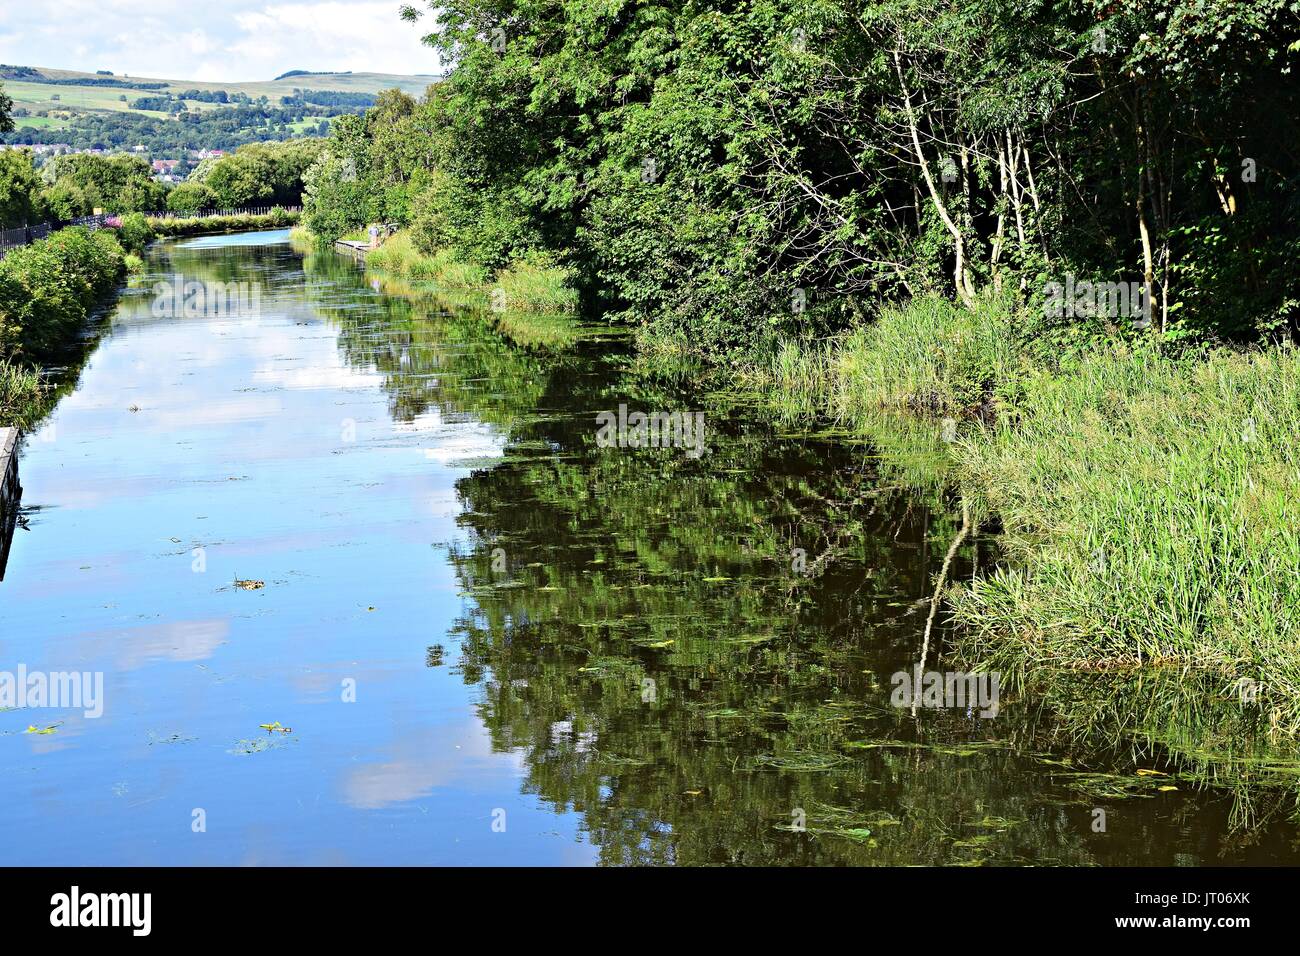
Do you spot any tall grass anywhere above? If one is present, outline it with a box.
[755,297,1300,727]
[951,344,1300,723]
[491,255,579,314]
[365,231,578,314]
[759,295,1026,423]
[365,232,488,289]
[0,360,43,428]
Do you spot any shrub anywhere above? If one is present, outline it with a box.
[115,212,155,254]
[0,227,125,361]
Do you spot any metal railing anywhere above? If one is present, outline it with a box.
[141,205,302,221]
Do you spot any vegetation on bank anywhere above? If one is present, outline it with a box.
[0,226,128,425]
[953,345,1300,703]
[294,224,578,317]
[291,89,581,317]
[758,295,1300,726]
[278,1,1300,707]
[0,126,322,227]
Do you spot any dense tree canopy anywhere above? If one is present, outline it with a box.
[358,0,1300,356]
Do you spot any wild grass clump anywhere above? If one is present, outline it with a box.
[365,232,489,289]
[832,295,1026,418]
[491,254,579,314]
[364,231,577,315]
[0,360,43,428]
[950,344,1300,722]
[754,295,1027,425]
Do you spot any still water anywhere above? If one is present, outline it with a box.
[1,230,1297,865]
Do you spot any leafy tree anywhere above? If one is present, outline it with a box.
[391,0,1300,353]
[199,138,326,207]
[39,153,165,214]
[166,181,218,212]
[0,148,41,227]
[0,81,13,133]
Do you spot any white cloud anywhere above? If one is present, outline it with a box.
[0,2,440,82]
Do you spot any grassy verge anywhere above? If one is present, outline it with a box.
[0,360,43,429]
[756,295,1300,728]
[147,207,300,239]
[364,232,489,289]
[313,228,579,314]
[952,344,1300,706]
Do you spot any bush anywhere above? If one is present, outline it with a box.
[166,182,217,213]
[115,212,155,254]
[0,227,126,361]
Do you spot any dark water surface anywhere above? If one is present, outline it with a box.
[2,230,1297,865]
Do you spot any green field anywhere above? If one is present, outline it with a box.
[1,67,437,126]
[10,66,436,100]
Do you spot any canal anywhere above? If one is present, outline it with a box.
[1,229,1296,865]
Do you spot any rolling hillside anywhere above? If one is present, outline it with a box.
[2,66,438,124]
[0,65,440,151]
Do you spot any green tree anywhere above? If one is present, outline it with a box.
[166,181,218,213]
[0,82,14,133]
[39,153,165,213]
[0,148,41,227]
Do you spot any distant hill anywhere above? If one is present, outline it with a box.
[0,66,441,154]
[2,65,438,100]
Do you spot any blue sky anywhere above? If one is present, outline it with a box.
[0,2,442,81]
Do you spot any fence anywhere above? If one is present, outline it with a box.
[141,205,302,221]
[0,214,112,258]
[0,206,300,258]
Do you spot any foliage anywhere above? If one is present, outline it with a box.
[165,181,217,213]
[0,80,12,133]
[0,226,125,362]
[0,147,41,227]
[195,138,325,208]
[39,152,166,214]
[392,0,1300,356]
[114,211,154,254]
[0,358,42,427]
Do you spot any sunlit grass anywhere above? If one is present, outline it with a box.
[0,360,44,429]
[950,343,1300,724]
[754,296,1300,728]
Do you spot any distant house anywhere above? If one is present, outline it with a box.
[151,159,180,173]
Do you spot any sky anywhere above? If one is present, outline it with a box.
[0,1,442,82]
